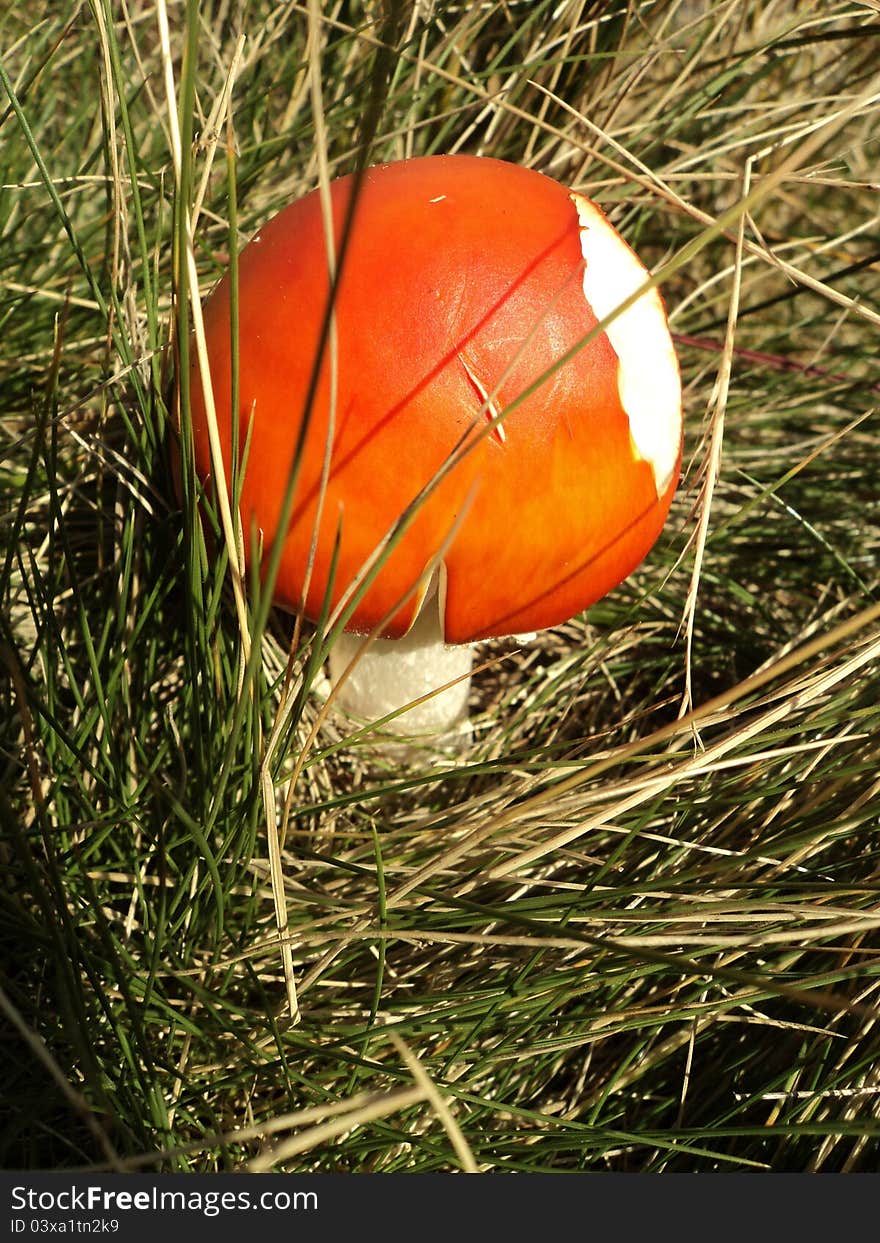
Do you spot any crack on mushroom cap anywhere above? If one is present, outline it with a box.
[458,351,506,445]
[570,192,682,498]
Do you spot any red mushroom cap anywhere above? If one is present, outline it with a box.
[187,155,682,643]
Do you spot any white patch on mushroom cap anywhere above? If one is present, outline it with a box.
[570,192,682,497]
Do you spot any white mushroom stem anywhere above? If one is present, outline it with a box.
[328,591,472,737]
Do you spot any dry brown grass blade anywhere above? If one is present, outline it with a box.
[677,159,750,722]
[245,1084,428,1171]
[387,1030,479,1173]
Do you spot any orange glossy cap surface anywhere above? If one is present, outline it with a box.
[187,155,682,642]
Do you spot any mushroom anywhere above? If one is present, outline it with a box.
[184,155,682,737]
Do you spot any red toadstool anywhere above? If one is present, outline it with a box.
[185,155,682,736]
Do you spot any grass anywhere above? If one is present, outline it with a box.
[2,0,880,1173]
